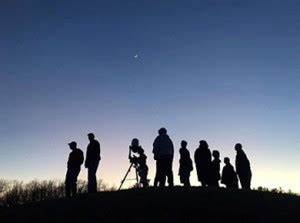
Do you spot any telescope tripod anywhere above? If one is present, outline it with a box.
[118,162,139,190]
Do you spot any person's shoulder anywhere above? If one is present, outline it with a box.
[76,148,83,153]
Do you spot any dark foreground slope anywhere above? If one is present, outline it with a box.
[1,187,300,223]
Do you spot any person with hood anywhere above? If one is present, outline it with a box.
[129,138,149,188]
[235,143,252,190]
[178,140,193,187]
[153,127,174,187]
[209,150,221,187]
[194,140,211,187]
[65,141,84,197]
[85,133,101,193]
[221,157,238,189]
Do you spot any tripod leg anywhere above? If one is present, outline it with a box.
[118,163,134,190]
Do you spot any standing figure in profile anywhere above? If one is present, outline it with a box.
[153,128,174,187]
[178,140,193,187]
[221,157,238,189]
[65,141,84,197]
[194,140,212,187]
[235,143,252,190]
[85,133,101,193]
[209,150,221,187]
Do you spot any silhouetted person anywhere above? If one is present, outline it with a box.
[129,138,149,188]
[209,150,221,187]
[153,128,174,187]
[194,140,211,187]
[65,141,84,197]
[85,133,101,193]
[178,140,193,187]
[235,143,252,190]
[221,157,238,189]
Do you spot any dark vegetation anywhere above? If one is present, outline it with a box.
[0,179,115,207]
[0,185,299,223]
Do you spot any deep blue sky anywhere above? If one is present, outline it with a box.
[0,0,300,191]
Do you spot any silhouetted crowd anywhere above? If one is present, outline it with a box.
[65,128,252,197]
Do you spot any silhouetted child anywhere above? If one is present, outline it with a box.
[65,141,84,197]
[136,147,149,188]
[179,140,193,187]
[221,157,238,189]
[209,150,221,187]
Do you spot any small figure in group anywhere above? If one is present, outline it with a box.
[235,143,252,190]
[129,138,149,188]
[85,133,101,193]
[194,140,212,187]
[221,157,238,189]
[178,140,193,187]
[153,128,174,187]
[209,150,221,187]
[65,141,84,197]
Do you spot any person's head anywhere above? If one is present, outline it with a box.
[131,138,139,147]
[212,150,220,159]
[88,133,95,141]
[199,140,208,149]
[235,143,242,152]
[224,157,230,165]
[68,141,77,150]
[158,127,167,135]
[181,140,187,149]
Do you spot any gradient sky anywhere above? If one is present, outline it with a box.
[1,0,300,192]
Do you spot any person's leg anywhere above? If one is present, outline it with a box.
[65,170,71,197]
[166,158,174,187]
[186,173,191,187]
[158,159,166,187]
[246,173,252,190]
[239,175,246,189]
[88,162,99,193]
[71,168,80,196]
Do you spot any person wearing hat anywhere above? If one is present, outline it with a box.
[65,141,84,197]
[85,133,101,193]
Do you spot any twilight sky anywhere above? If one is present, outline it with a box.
[0,0,300,191]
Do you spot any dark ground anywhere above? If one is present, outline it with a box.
[1,187,300,223]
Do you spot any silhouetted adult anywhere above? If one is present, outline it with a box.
[153,128,174,187]
[235,143,252,190]
[221,157,238,189]
[209,150,221,187]
[178,140,193,187]
[85,133,101,193]
[194,140,211,187]
[65,141,84,197]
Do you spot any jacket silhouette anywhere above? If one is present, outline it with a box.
[65,141,84,197]
[209,150,221,187]
[194,140,212,186]
[153,128,174,187]
[85,133,101,193]
[178,140,193,187]
[221,157,238,189]
[136,148,149,188]
[235,143,252,190]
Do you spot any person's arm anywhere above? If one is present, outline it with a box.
[85,147,89,168]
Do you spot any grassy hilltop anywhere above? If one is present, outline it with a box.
[1,187,300,223]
